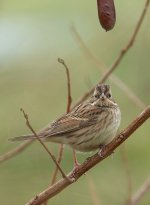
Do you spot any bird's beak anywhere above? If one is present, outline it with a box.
[100,93,106,101]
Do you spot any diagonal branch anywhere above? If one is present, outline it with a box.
[120,145,133,205]
[20,108,69,181]
[0,140,33,163]
[25,106,150,205]
[71,26,146,109]
[131,177,150,205]
[72,0,149,107]
[50,144,64,185]
[86,174,102,205]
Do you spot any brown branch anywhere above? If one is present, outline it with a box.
[25,106,150,205]
[44,145,64,205]
[58,58,72,113]
[120,145,133,205]
[71,26,146,109]
[86,174,102,205]
[131,177,150,205]
[20,108,69,181]
[0,140,33,164]
[51,144,64,185]
[71,0,149,108]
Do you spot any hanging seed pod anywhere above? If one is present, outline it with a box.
[97,0,116,31]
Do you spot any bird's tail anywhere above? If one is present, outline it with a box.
[9,134,36,142]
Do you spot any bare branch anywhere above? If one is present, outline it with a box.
[25,106,150,205]
[86,174,102,205]
[120,145,132,205]
[0,140,33,164]
[58,58,72,113]
[44,144,64,205]
[131,177,150,205]
[71,0,150,108]
[51,144,64,185]
[20,108,69,181]
[71,26,146,109]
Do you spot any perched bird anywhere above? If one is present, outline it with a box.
[10,84,121,153]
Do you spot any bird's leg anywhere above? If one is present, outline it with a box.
[98,144,106,158]
[73,149,80,170]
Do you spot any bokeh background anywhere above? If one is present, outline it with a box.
[0,0,150,204]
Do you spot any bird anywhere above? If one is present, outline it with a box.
[10,84,121,157]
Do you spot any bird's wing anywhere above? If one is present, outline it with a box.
[39,115,97,137]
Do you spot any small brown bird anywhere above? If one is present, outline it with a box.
[10,84,121,153]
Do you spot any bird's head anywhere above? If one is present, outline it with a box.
[90,84,117,107]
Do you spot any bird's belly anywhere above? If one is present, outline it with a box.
[71,115,120,152]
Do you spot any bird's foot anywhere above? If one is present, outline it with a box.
[98,144,114,158]
[98,144,106,158]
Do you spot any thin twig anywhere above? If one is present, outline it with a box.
[0,140,33,164]
[51,144,64,185]
[131,177,150,205]
[86,174,101,205]
[120,145,132,205]
[20,108,69,181]
[25,106,150,205]
[58,58,72,113]
[71,26,146,109]
[50,58,72,184]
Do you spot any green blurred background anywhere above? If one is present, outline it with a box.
[0,0,150,204]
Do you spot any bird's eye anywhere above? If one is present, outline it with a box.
[94,94,99,98]
[107,93,112,98]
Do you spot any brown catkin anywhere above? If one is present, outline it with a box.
[97,0,116,31]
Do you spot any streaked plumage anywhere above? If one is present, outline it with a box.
[10,84,121,152]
